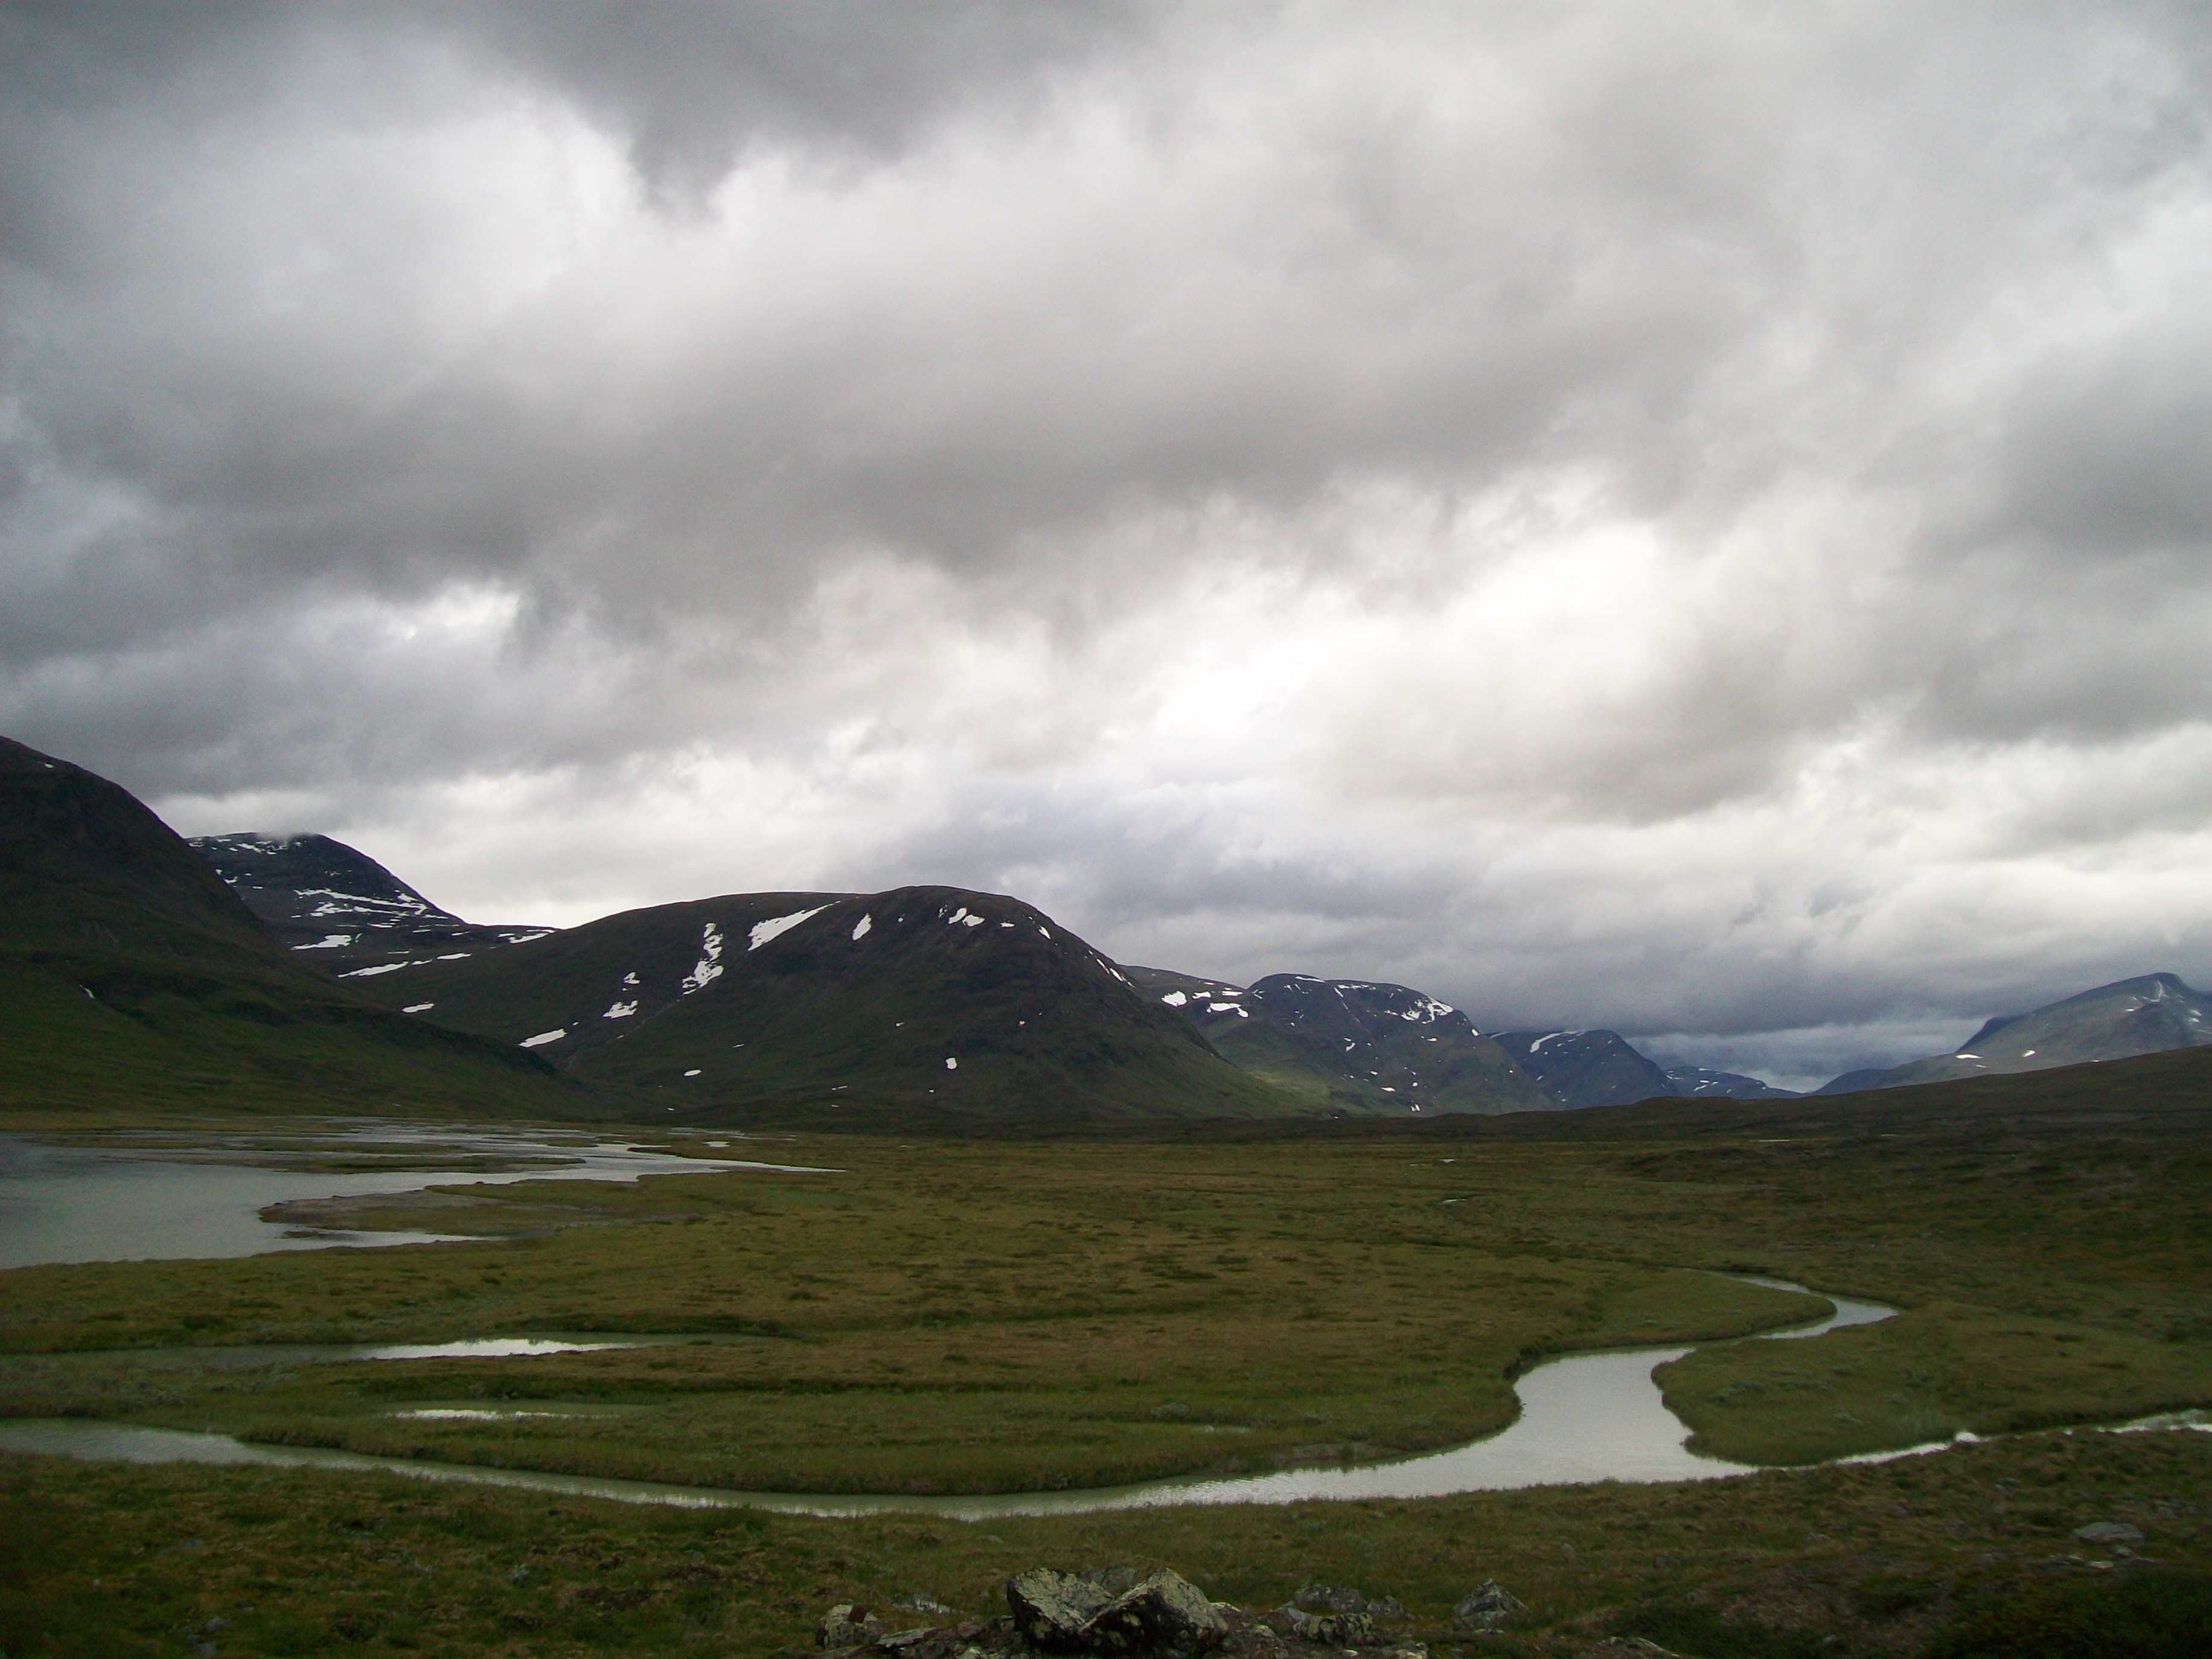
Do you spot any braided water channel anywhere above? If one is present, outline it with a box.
[2,1281,1913,1518]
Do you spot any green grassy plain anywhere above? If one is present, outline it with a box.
[5,1049,2211,1654]
[5,1422,2208,1657]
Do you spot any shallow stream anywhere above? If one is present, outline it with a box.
[0,1283,1907,1517]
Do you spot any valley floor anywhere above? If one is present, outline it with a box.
[4,1050,2210,1654]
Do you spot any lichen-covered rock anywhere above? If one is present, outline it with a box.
[1006,1570,1116,1650]
[1283,1606,1375,1646]
[819,1603,887,1648]
[1291,1583,1366,1615]
[1451,1581,1525,1629]
[1082,1570,1228,1657]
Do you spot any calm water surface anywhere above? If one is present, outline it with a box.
[0,1124,833,1268]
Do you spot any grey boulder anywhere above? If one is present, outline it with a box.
[1007,1571,1117,1649]
[1453,1581,1526,1629]
[1005,1567,1226,1657]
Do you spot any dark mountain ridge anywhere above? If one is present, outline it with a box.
[1491,1028,1678,1109]
[349,886,1292,1120]
[0,737,592,1119]
[191,833,554,969]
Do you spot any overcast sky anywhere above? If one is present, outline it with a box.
[5,2,2208,1087]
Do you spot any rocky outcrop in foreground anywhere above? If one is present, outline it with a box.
[811,1567,1463,1658]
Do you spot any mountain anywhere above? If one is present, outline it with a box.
[1662,1064,1800,1101]
[1127,968,1555,1114]
[1490,1028,1677,1109]
[1811,1067,1894,1097]
[347,887,1295,1120]
[191,833,553,970]
[0,737,595,1119]
[1818,974,2212,1094]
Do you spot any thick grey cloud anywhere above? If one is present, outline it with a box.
[5,2,2210,1082]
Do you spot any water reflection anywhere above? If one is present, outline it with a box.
[0,1125,833,1268]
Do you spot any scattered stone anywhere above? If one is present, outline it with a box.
[1366,1595,1407,1620]
[1291,1582,1365,1615]
[819,1603,889,1649]
[1451,1581,1526,1630]
[897,1591,958,1616]
[2074,1521,2145,1546]
[508,1564,529,1585]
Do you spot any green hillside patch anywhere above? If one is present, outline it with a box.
[1657,1302,2212,1466]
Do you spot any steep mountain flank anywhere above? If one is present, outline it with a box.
[1490,1028,1677,1109]
[353,888,1295,1120]
[0,737,593,1119]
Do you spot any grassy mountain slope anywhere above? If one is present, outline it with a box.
[0,737,598,1120]
[191,832,554,971]
[1121,967,1371,1108]
[1127,967,1553,1114]
[354,887,1297,1120]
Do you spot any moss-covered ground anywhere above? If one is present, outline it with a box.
[4,1049,2210,1653]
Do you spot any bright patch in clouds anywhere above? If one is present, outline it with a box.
[4,4,2210,1084]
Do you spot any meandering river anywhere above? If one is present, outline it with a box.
[0,1283,1911,1516]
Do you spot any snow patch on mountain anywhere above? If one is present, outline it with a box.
[747,907,823,951]
[682,922,725,993]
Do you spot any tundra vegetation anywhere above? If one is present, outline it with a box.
[4,1049,2210,1655]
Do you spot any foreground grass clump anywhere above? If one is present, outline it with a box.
[1658,1302,2212,1465]
[4,1425,2207,1657]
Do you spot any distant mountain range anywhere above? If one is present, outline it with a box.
[1125,968,1555,1114]
[1815,973,2212,1095]
[11,733,2204,1124]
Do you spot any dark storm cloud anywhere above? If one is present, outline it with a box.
[5,2,2211,1079]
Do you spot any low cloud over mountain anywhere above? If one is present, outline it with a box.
[5,3,2209,1085]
